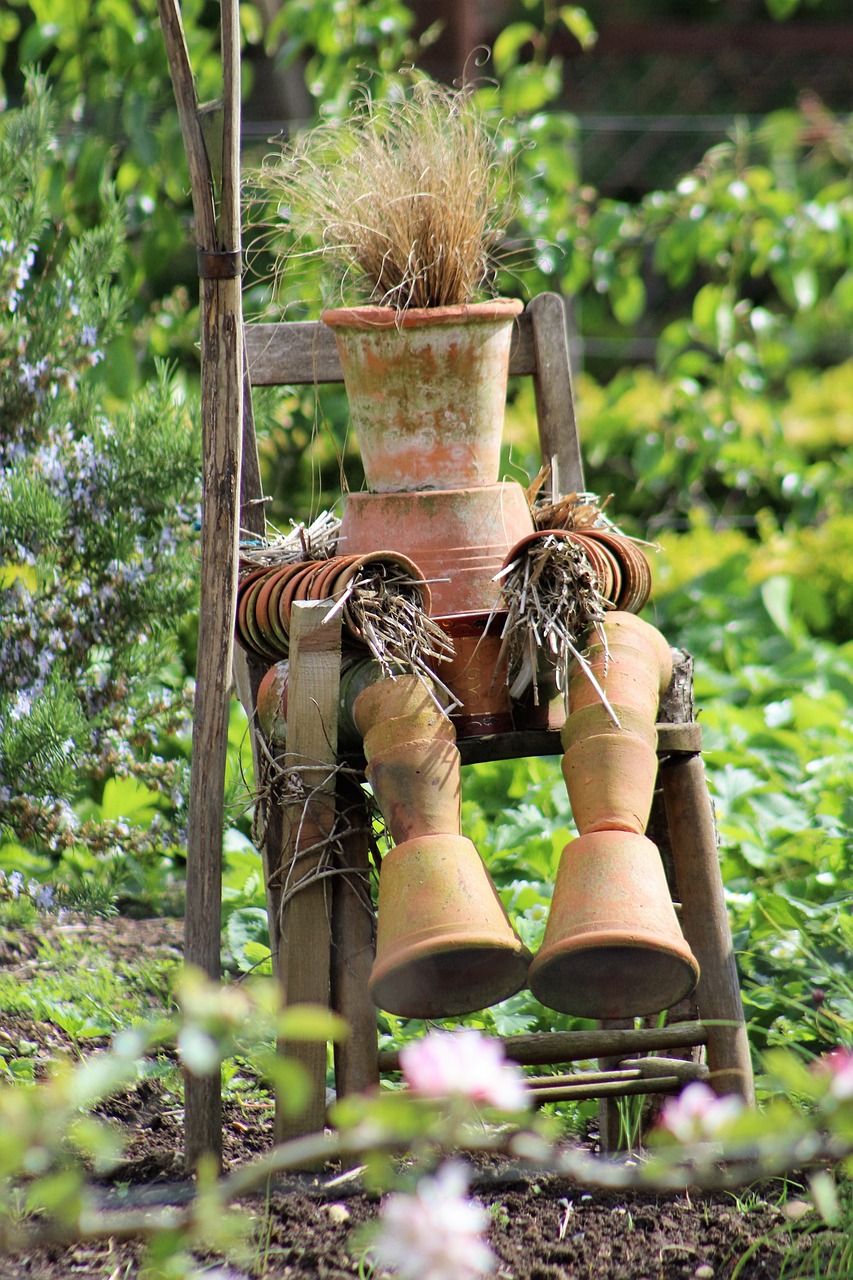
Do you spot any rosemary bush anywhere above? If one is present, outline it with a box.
[0,81,200,878]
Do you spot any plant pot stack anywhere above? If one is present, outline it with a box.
[353,674,531,1018]
[528,611,701,1020]
[328,300,535,736]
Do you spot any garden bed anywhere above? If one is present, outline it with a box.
[0,915,837,1279]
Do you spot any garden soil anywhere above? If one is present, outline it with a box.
[0,917,824,1279]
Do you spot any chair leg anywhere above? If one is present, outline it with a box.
[331,775,380,1099]
[661,752,755,1104]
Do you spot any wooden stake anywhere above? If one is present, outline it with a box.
[159,0,244,1170]
[276,601,342,1145]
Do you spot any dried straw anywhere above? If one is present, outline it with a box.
[252,80,513,311]
[495,532,617,724]
[239,510,341,571]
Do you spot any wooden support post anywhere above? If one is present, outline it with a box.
[276,601,342,1143]
[331,776,379,1099]
[528,292,585,500]
[661,752,755,1104]
[159,0,244,1171]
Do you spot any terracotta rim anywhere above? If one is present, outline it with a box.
[321,298,524,331]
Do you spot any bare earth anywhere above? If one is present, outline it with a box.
[0,918,817,1278]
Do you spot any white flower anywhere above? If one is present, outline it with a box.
[373,1162,495,1280]
[658,1081,745,1143]
[399,1030,529,1112]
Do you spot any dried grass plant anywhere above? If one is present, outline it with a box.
[253,80,514,310]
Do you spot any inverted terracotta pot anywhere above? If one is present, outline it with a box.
[339,482,535,617]
[322,300,523,493]
[596,612,673,685]
[568,661,662,721]
[435,610,513,737]
[366,737,462,842]
[528,831,700,1020]
[560,701,658,752]
[362,708,456,760]
[353,674,438,738]
[369,833,532,1018]
[256,660,289,746]
[561,730,659,835]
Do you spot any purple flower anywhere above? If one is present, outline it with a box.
[8,871,23,899]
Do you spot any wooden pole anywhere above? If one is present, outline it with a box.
[158,0,244,1170]
[276,600,342,1145]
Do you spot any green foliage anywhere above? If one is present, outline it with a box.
[0,81,200,870]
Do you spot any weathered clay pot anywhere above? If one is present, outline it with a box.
[561,730,659,834]
[352,674,439,738]
[559,701,658,751]
[322,300,523,493]
[582,530,653,614]
[366,737,462,842]
[528,830,700,1019]
[362,709,456,760]
[435,610,513,737]
[256,660,289,745]
[338,482,535,617]
[369,833,532,1018]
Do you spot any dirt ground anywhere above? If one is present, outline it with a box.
[0,918,825,1279]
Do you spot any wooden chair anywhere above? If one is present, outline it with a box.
[233,293,755,1147]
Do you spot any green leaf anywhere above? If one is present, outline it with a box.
[611,274,646,326]
[226,907,269,973]
[277,1004,349,1043]
[99,776,160,824]
[492,22,539,75]
[760,575,793,637]
[558,6,597,50]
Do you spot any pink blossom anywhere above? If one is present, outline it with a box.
[816,1048,853,1100]
[658,1081,745,1143]
[373,1162,496,1280]
[399,1030,529,1111]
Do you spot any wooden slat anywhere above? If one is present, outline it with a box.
[276,601,342,1144]
[377,1020,709,1072]
[528,292,585,498]
[330,776,380,1099]
[661,753,756,1104]
[245,309,538,387]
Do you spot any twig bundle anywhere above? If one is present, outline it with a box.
[253,81,513,310]
[326,564,457,708]
[495,533,615,721]
[239,510,340,571]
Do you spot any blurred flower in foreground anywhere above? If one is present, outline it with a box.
[658,1081,745,1143]
[815,1048,853,1100]
[373,1162,496,1280]
[400,1029,529,1111]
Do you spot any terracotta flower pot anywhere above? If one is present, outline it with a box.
[561,730,659,834]
[435,610,513,737]
[560,701,658,752]
[582,530,653,614]
[366,737,462,842]
[256,660,289,745]
[528,830,700,1020]
[338,482,535,617]
[353,674,439,738]
[322,299,524,493]
[362,708,456,760]
[369,833,532,1018]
